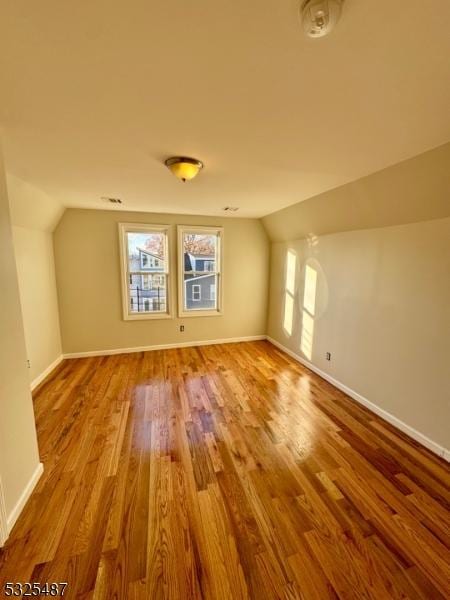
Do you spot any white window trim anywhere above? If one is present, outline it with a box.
[192,284,201,301]
[177,225,224,318]
[119,222,172,321]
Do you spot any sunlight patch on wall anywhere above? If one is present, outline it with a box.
[283,249,297,337]
[300,264,318,360]
[303,264,317,316]
[283,293,294,336]
[300,310,315,360]
[286,250,296,295]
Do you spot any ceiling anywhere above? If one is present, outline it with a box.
[1,0,449,220]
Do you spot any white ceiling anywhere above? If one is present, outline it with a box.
[1,0,449,220]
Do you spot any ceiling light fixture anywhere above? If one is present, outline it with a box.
[300,0,343,38]
[165,156,204,182]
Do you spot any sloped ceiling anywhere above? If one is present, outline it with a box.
[263,142,450,242]
[0,0,449,220]
[7,174,64,232]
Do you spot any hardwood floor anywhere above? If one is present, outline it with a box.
[0,341,449,599]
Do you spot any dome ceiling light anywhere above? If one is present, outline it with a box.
[300,0,343,38]
[165,156,204,182]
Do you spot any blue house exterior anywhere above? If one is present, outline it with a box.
[184,253,216,310]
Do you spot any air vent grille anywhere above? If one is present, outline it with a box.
[101,197,122,204]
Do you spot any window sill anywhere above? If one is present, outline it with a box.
[178,310,223,318]
[123,312,173,321]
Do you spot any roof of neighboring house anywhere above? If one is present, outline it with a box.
[137,247,164,260]
[184,273,216,283]
[184,253,193,271]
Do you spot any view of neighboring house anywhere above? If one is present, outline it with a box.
[129,247,166,312]
[184,252,217,310]
[128,245,217,313]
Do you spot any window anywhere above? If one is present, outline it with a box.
[178,226,223,316]
[119,223,170,320]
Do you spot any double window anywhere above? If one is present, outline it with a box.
[119,223,223,320]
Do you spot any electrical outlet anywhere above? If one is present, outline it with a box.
[326,352,331,361]
[180,325,185,332]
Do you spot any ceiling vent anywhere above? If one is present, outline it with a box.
[102,197,122,204]
[300,0,343,38]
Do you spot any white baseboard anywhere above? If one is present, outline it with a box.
[266,336,449,463]
[6,462,44,535]
[63,335,266,359]
[30,355,64,391]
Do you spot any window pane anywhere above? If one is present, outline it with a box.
[127,231,166,273]
[129,273,167,313]
[183,233,217,273]
[184,273,218,311]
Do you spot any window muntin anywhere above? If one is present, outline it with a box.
[119,224,170,320]
[178,226,223,316]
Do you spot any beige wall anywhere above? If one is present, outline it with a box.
[263,142,450,242]
[12,226,62,383]
[267,218,450,450]
[0,143,41,521]
[54,209,269,353]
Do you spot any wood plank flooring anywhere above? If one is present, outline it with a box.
[0,340,449,599]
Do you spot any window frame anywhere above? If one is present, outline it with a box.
[177,225,224,318]
[119,222,172,321]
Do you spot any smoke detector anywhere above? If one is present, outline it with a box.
[300,0,343,38]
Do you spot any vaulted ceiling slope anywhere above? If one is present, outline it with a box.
[0,1,449,220]
[7,174,64,232]
[262,142,450,242]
